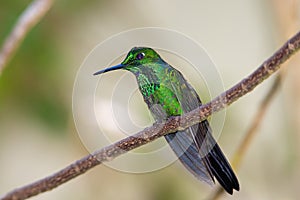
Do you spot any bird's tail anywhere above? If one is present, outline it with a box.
[165,129,239,194]
[205,139,240,194]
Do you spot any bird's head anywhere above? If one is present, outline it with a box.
[93,47,165,76]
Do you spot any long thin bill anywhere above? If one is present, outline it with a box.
[93,64,125,75]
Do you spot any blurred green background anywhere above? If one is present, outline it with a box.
[1,0,300,199]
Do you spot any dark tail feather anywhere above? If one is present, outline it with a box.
[196,121,240,194]
[206,143,240,194]
[165,130,239,194]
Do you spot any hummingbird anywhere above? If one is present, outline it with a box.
[94,47,239,194]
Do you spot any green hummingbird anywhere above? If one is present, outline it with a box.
[94,47,239,194]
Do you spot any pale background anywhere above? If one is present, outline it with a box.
[1,0,300,199]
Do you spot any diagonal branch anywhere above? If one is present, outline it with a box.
[0,0,53,75]
[1,31,300,200]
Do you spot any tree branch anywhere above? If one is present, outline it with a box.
[1,31,300,200]
[0,0,53,75]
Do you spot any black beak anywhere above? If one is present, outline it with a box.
[93,64,125,75]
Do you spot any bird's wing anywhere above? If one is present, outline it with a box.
[164,131,214,185]
[165,66,239,194]
[162,66,214,182]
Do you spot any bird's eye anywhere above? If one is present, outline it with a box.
[136,52,145,60]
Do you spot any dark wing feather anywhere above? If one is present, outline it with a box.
[164,131,214,185]
[165,66,239,194]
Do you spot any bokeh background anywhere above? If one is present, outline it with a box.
[1,0,300,199]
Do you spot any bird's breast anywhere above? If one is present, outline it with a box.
[140,84,183,119]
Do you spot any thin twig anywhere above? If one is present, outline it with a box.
[1,31,300,200]
[207,74,284,200]
[0,0,53,75]
[233,74,283,169]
